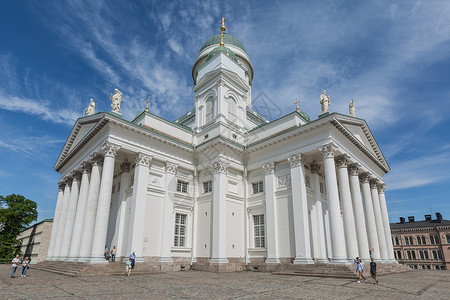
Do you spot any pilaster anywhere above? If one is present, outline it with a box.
[263,162,280,264]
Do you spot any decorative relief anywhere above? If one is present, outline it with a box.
[165,162,179,174]
[90,153,104,165]
[211,160,228,174]
[262,162,275,175]
[359,172,371,184]
[150,175,163,186]
[120,160,131,173]
[277,175,291,188]
[319,142,337,159]
[135,153,152,167]
[348,164,360,176]
[369,178,379,189]
[310,161,321,175]
[287,153,304,168]
[335,155,349,169]
[378,183,386,194]
[305,175,311,188]
[102,142,120,158]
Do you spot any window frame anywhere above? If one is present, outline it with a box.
[176,180,189,193]
[253,214,266,248]
[173,213,187,247]
[203,180,213,194]
[252,181,264,194]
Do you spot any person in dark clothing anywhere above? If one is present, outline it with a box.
[370,258,379,284]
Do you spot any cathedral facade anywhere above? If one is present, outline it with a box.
[46,24,396,271]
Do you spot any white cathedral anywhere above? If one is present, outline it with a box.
[46,21,396,272]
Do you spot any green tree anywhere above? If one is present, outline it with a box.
[0,194,38,259]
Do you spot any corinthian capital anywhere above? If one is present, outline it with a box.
[165,161,178,174]
[102,142,120,158]
[359,172,370,184]
[310,161,321,175]
[57,181,65,190]
[81,162,92,173]
[348,163,360,176]
[90,153,104,165]
[211,160,228,174]
[319,142,337,159]
[378,183,386,194]
[335,155,350,169]
[70,170,82,182]
[262,162,275,175]
[369,178,379,189]
[287,153,304,168]
[135,153,152,167]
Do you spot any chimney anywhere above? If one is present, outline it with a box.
[400,217,405,224]
[408,216,415,222]
[425,215,432,221]
[436,212,442,223]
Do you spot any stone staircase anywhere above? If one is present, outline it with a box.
[34,260,161,277]
[272,262,411,279]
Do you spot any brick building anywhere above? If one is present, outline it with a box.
[17,219,53,263]
[390,213,450,270]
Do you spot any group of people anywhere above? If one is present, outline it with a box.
[104,245,117,262]
[354,249,379,284]
[11,255,30,278]
[103,246,136,276]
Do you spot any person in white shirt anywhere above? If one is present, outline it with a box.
[11,255,20,278]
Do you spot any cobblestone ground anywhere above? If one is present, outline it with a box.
[1,265,449,299]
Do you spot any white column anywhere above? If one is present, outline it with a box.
[89,142,120,263]
[46,182,65,260]
[116,161,131,258]
[370,179,388,261]
[263,162,280,264]
[348,164,370,261]
[288,154,314,264]
[210,160,228,263]
[378,184,396,262]
[190,170,199,264]
[159,162,177,263]
[60,171,81,259]
[78,154,102,260]
[359,173,381,260]
[320,143,347,264]
[336,155,358,261]
[69,163,91,260]
[126,153,151,263]
[310,162,327,263]
[54,177,71,259]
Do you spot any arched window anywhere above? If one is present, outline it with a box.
[446,235,450,244]
[430,236,435,244]
[405,237,410,245]
[419,251,424,259]
[205,97,214,124]
[227,98,237,123]
[397,251,402,259]
[395,237,399,245]
[407,251,412,259]
[424,250,429,259]
[422,236,426,244]
[435,235,440,244]
[432,250,437,259]
[412,251,416,259]
[438,250,443,259]
[409,237,414,245]
[417,236,422,245]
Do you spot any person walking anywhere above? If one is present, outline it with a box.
[104,245,109,260]
[125,258,132,276]
[370,258,379,284]
[356,258,367,283]
[21,257,30,277]
[11,255,20,278]
[129,252,136,269]
[111,246,116,262]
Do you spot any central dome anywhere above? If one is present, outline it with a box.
[199,34,247,54]
[206,46,238,63]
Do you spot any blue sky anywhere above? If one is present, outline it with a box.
[1,1,449,223]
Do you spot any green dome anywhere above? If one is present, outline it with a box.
[297,111,311,122]
[199,34,247,54]
[207,46,238,63]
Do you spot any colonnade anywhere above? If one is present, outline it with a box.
[264,142,395,264]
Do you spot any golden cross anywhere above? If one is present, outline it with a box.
[295,99,300,112]
[145,98,150,112]
[220,17,227,46]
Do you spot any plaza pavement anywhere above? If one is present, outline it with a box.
[0,264,449,299]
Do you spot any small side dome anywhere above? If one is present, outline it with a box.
[206,46,238,63]
[298,111,311,123]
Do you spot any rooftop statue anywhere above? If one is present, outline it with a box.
[110,88,122,114]
[83,98,95,116]
[320,90,330,114]
[349,99,356,117]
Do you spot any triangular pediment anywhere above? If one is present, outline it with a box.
[332,116,390,172]
[54,113,107,170]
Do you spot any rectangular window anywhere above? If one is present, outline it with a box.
[252,181,264,194]
[203,181,212,193]
[176,180,188,193]
[253,214,265,248]
[174,213,187,247]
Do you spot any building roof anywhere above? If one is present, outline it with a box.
[199,34,247,54]
[207,46,238,63]
[390,219,450,230]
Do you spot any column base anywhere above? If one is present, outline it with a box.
[265,257,280,264]
[159,257,173,263]
[210,257,229,264]
[316,258,329,264]
[293,257,315,265]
